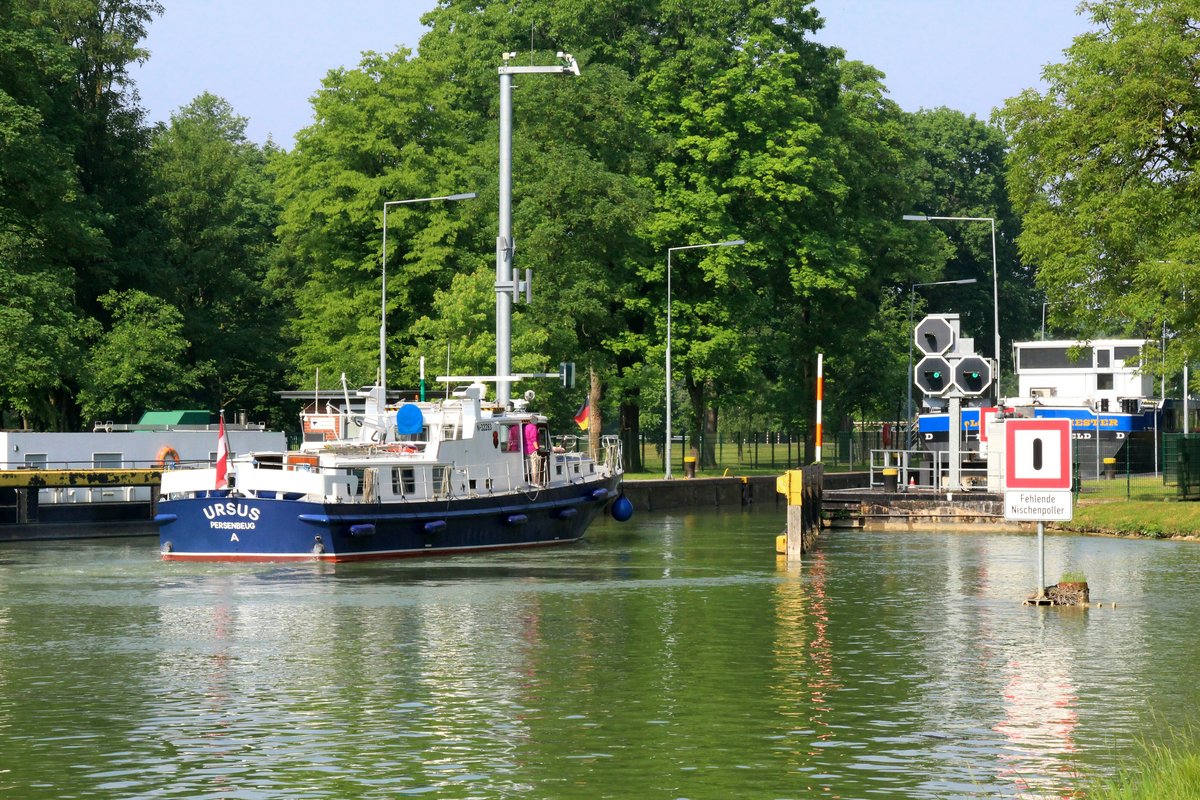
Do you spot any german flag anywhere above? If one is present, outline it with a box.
[573,399,589,431]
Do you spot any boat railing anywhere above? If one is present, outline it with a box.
[553,434,580,452]
[601,435,623,473]
[163,441,613,502]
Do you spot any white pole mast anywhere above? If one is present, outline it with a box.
[495,52,579,406]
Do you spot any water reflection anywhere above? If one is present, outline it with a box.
[0,518,1199,798]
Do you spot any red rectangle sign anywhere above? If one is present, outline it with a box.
[1004,418,1072,490]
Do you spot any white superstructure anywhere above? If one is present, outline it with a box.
[1013,339,1153,409]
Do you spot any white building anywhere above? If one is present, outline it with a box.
[0,425,286,504]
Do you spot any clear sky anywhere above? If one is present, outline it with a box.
[132,0,1092,147]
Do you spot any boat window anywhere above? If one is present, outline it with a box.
[93,452,122,469]
[431,466,447,495]
[393,467,416,495]
[1018,346,1092,370]
[1097,373,1114,390]
[348,468,365,496]
[24,453,47,469]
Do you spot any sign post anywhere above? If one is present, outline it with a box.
[1003,418,1073,598]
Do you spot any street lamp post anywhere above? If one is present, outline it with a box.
[906,278,977,449]
[902,214,1000,401]
[381,192,476,410]
[665,239,746,479]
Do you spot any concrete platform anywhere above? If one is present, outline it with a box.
[822,487,1023,531]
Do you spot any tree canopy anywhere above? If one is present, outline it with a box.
[0,0,1037,447]
[1000,0,1198,380]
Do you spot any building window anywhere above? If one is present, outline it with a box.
[1097,373,1114,390]
[93,452,122,469]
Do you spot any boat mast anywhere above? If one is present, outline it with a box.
[495,52,579,406]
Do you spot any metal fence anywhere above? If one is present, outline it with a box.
[632,430,887,474]
[1095,432,1200,502]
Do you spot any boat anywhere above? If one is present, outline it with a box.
[917,338,1162,479]
[153,53,630,561]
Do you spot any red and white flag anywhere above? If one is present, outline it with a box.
[215,412,229,489]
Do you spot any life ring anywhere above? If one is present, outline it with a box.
[155,446,181,467]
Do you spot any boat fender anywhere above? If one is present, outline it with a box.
[611,494,634,522]
[155,446,181,468]
[424,520,447,535]
[590,487,610,502]
[493,430,499,449]
[349,523,376,537]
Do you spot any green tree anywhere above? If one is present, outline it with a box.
[998,1,1192,374]
[901,107,1028,390]
[0,0,96,428]
[273,49,483,390]
[47,0,164,308]
[77,290,194,421]
[0,0,164,428]
[148,92,284,419]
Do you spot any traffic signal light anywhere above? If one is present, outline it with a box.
[915,355,952,396]
[952,355,993,396]
[914,316,955,356]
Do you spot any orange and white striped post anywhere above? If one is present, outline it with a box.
[815,353,824,463]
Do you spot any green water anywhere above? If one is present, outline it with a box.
[0,509,1197,798]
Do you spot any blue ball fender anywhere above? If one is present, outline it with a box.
[611,494,634,522]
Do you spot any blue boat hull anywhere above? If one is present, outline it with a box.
[916,406,1160,479]
[919,407,1158,445]
[156,477,621,561]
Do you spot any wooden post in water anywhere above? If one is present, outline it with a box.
[776,469,808,559]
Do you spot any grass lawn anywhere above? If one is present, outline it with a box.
[1059,496,1200,539]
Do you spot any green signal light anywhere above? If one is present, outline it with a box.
[931,371,941,379]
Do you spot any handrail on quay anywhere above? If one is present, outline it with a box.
[868,449,990,493]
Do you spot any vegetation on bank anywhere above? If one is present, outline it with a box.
[1081,744,1200,799]
[1058,499,1200,539]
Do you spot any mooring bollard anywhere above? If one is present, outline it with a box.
[683,456,697,479]
[882,467,898,493]
[776,469,806,558]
